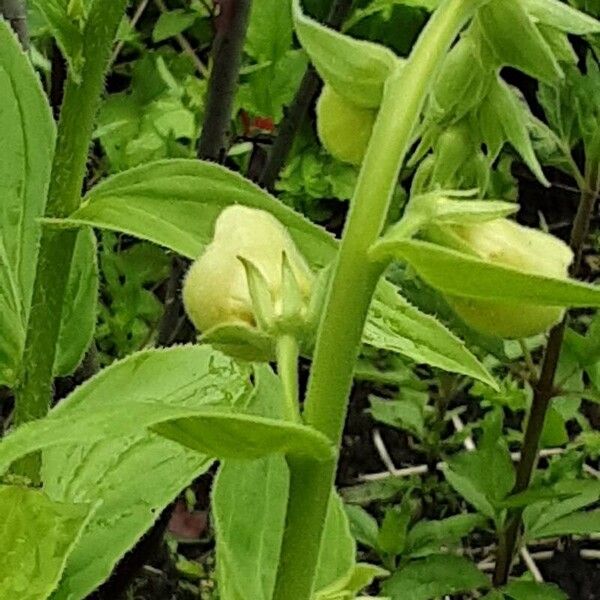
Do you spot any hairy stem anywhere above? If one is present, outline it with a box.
[14,0,129,478]
[156,0,252,346]
[272,2,484,598]
[258,0,353,190]
[276,335,300,422]
[2,0,29,49]
[494,181,600,585]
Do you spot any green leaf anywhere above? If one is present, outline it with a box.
[475,0,562,84]
[54,228,99,376]
[152,9,197,42]
[0,486,92,600]
[292,0,399,108]
[382,554,490,599]
[246,0,293,63]
[525,0,600,35]
[368,395,426,438]
[377,504,411,556]
[442,412,515,521]
[153,411,333,461]
[344,504,380,549]
[478,77,548,185]
[0,20,56,387]
[501,581,567,600]
[213,367,353,600]
[44,346,239,600]
[31,0,85,81]
[371,237,600,309]
[406,513,485,558]
[50,159,493,385]
[213,456,289,600]
[365,286,498,389]
[50,159,337,269]
[314,563,388,600]
[524,480,600,540]
[532,509,600,539]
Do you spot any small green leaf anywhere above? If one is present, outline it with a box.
[368,395,426,438]
[377,504,412,556]
[315,563,388,600]
[475,0,562,83]
[152,10,197,42]
[344,504,380,549]
[292,0,400,108]
[478,77,549,185]
[246,0,293,63]
[525,0,600,35]
[54,228,99,376]
[370,237,600,309]
[382,554,490,599]
[0,486,92,600]
[406,513,485,558]
[532,509,600,539]
[501,581,567,600]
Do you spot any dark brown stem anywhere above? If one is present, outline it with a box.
[2,0,29,50]
[197,0,252,161]
[258,0,354,190]
[156,0,252,346]
[493,182,599,586]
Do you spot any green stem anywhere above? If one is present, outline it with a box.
[276,335,300,422]
[272,2,484,598]
[14,0,129,477]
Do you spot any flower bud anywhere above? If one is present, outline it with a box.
[183,206,314,337]
[316,85,377,166]
[432,219,573,338]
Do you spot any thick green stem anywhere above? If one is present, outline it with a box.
[14,0,129,476]
[272,2,484,598]
[276,335,300,422]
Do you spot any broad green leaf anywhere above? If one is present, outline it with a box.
[246,0,293,63]
[371,237,600,308]
[0,486,92,600]
[0,20,56,387]
[501,581,567,600]
[365,290,498,389]
[292,0,399,108]
[382,554,490,599]
[377,504,411,556]
[31,0,85,81]
[525,0,600,35]
[54,228,99,376]
[152,9,197,42]
[153,411,333,461]
[442,465,496,520]
[532,509,600,539]
[475,0,562,84]
[49,159,337,268]
[406,513,486,558]
[213,367,353,600]
[213,457,289,600]
[43,346,237,599]
[49,159,494,385]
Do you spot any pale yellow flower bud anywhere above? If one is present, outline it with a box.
[316,85,377,166]
[441,219,573,338]
[183,206,314,334]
